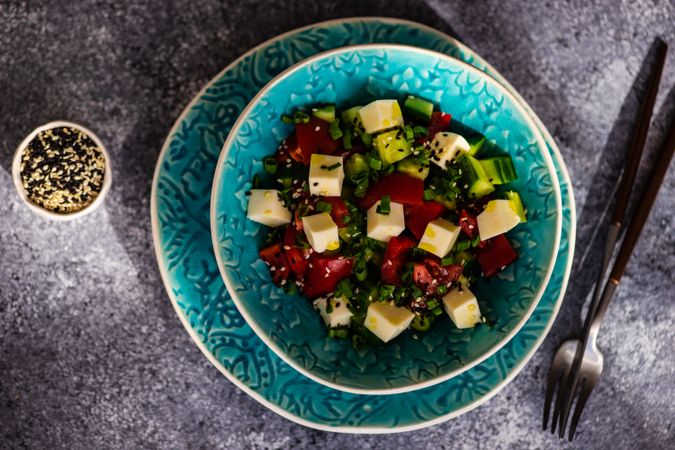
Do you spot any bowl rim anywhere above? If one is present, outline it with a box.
[11,120,113,221]
[210,43,563,395]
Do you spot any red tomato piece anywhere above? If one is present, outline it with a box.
[319,197,350,227]
[285,248,308,277]
[359,174,425,210]
[381,235,416,286]
[458,209,478,238]
[259,243,290,285]
[413,258,462,294]
[413,263,433,293]
[276,133,304,164]
[427,112,452,139]
[476,234,518,277]
[282,226,309,276]
[302,255,354,298]
[405,201,446,240]
[295,117,341,164]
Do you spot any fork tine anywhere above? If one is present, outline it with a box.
[557,373,582,439]
[550,361,572,435]
[543,365,562,430]
[568,377,597,441]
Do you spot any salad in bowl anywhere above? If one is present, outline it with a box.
[211,45,561,394]
[247,97,528,345]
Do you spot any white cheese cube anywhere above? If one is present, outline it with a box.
[477,199,521,241]
[366,200,405,242]
[430,132,471,170]
[313,296,353,328]
[365,302,415,343]
[442,286,481,329]
[302,212,339,253]
[246,189,291,227]
[418,218,460,258]
[358,99,404,134]
[309,154,344,197]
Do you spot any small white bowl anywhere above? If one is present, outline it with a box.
[12,120,113,221]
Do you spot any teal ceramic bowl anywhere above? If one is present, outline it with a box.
[211,44,562,395]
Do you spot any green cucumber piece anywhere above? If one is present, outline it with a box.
[457,154,495,199]
[466,133,487,156]
[505,190,527,222]
[374,129,411,165]
[311,104,336,122]
[345,154,370,179]
[479,156,517,184]
[410,313,434,332]
[396,157,429,180]
[341,106,363,128]
[403,95,434,122]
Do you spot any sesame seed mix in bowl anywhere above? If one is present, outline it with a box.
[19,126,106,214]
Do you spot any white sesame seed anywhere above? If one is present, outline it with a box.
[315,126,321,132]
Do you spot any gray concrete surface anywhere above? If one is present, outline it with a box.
[1,1,673,449]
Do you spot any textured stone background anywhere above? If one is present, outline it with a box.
[1,1,674,449]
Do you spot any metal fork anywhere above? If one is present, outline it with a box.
[560,119,674,439]
[543,38,670,440]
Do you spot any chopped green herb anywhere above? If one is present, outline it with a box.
[263,156,278,175]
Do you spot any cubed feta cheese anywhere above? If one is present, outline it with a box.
[358,100,404,134]
[246,189,291,227]
[309,154,344,197]
[430,132,471,170]
[302,212,339,253]
[442,285,481,329]
[418,218,460,258]
[366,200,405,242]
[477,199,521,241]
[365,302,415,343]
[313,296,353,328]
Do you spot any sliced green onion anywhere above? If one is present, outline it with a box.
[360,132,373,148]
[409,247,427,260]
[293,111,310,123]
[315,201,332,213]
[328,327,349,339]
[354,258,368,281]
[413,125,428,136]
[335,279,354,299]
[423,188,435,201]
[321,162,342,171]
[431,306,443,316]
[437,285,448,295]
[411,286,424,299]
[281,114,294,124]
[403,125,415,143]
[252,174,261,189]
[379,284,396,300]
[367,154,382,171]
[263,156,278,175]
[343,129,353,149]
[328,119,343,140]
[441,256,454,266]
[427,299,439,309]
[376,195,391,215]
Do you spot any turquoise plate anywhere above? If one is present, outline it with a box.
[151,18,575,432]
[210,45,562,394]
